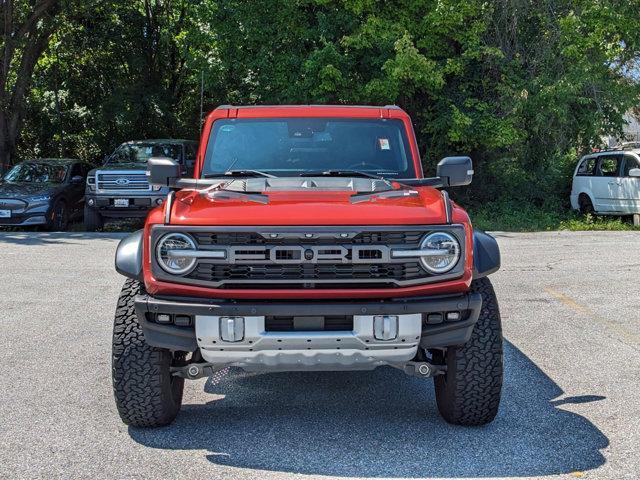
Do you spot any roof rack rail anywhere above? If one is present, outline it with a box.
[599,141,640,152]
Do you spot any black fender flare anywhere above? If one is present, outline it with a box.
[115,230,144,281]
[472,230,500,279]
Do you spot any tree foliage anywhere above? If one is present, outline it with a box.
[9,0,640,205]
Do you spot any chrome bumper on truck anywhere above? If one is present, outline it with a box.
[134,293,482,372]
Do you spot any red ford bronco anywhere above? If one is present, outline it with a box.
[112,105,502,428]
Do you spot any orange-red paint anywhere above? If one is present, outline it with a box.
[142,105,474,300]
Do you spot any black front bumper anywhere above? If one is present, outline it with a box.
[86,194,165,218]
[135,292,482,352]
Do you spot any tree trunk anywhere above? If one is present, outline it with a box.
[0,0,59,170]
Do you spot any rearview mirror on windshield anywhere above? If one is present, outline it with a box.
[437,156,473,187]
[148,157,181,187]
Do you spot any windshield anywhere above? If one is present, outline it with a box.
[108,143,183,164]
[3,163,68,184]
[202,118,415,178]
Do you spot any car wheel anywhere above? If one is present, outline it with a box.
[46,200,69,231]
[84,205,104,231]
[579,194,595,215]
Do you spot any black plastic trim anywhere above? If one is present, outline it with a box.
[134,292,481,351]
[472,230,501,278]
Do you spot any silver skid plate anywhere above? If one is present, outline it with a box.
[195,314,422,372]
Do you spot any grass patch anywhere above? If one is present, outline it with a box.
[469,201,640,232]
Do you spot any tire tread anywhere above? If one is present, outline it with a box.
[111,279,183,427]
[434,277,503,426]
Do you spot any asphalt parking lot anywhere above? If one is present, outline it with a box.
[0,230,638,480]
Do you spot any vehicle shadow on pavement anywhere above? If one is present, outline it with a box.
[129,341,608,478]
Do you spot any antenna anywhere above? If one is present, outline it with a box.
[200,70,204,132]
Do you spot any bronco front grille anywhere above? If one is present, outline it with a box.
[186,262,423,283]
[96,171,150,192]
[151,225,466,289]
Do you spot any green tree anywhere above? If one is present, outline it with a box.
[11,0,640,210]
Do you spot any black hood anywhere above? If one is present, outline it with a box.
[0,181,63,200]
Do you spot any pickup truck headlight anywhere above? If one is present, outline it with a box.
[419,232,460,274]
[156,233,197,274]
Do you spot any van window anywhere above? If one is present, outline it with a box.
[576,158,596,176]
[622,156,640,176]
[597,156,621,177]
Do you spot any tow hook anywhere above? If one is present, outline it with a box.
[402,361,446,378]
[170,362,222,380]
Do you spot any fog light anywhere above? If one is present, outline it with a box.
[156,314,172,324]
[446,312,461,322]
[87,198,95,206]
[219,317,244,342]
[425,313,443,324]
[373,315,398,341]
[174,315,192,326]
[156,198,164,205]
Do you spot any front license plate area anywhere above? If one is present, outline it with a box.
[0,209,11,218]
[113,199,129,207]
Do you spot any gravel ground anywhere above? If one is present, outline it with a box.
[0,230,638,480]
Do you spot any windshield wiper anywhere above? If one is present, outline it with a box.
[298,170,382,180]
[204,170,275,179]
[350,189,419,204]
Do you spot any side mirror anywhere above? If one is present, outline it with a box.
[436,156,473,187]
[148,157,181,187]
[629,168,640,178]
[70,175,84,185]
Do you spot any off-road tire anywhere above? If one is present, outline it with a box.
[434,277,503,426]
[112,279,185,427]
[84,205,103,231]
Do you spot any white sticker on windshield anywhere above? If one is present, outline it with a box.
[378,138,390,150]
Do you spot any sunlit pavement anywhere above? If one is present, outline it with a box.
[0,231,638,479]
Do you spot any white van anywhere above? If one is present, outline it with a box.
[570,148,640,215]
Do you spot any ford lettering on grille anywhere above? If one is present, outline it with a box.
[223,245,390,264]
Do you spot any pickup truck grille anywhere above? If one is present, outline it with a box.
[96,171,150,192]
[152,226,466,289]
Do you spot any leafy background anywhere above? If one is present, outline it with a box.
[2,0,640,228]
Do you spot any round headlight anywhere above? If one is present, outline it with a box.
[156,233,197,275]
[419,232,461,274]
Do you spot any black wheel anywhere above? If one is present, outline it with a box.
[84,205,103,231]
[112,279,185,427]
[434,277,503,426]
[46,200,69,231]
[579,194,595,215]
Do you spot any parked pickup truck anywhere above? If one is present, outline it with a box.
[85,139,197,230]
[112,105,503,427]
